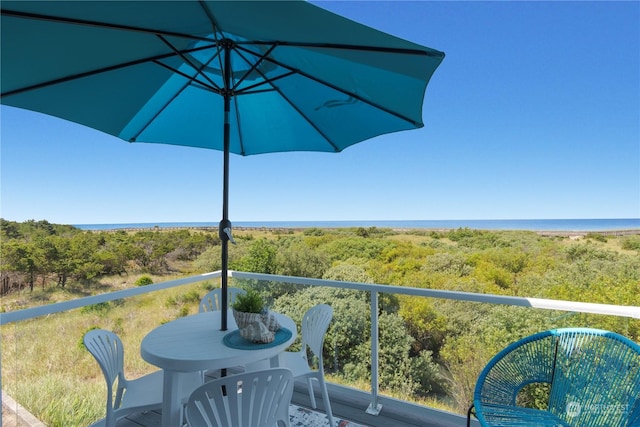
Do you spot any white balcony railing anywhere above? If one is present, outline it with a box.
[1,270,638,426]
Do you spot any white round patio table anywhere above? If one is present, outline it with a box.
[140,310,297,427]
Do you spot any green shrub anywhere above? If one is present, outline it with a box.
[303,227,325,236]
[134,275,154,286]
[622,236,640,251]
[585,232,607,242]
[516,383,551,410]
[77,325,100,350]
[201,281,216,291]
[80,302,110,314]
[179,290,200,304]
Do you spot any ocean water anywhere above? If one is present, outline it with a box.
[74,218,640,232]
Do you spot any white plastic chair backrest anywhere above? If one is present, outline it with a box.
[199,287,247,312]
[83,329,127,425]
[186,368,294,427]
[301,304,333,369]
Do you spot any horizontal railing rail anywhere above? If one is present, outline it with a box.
[231,271,640,319]
[0,272,221,325]
[3,270,636,326]
[1,270,638,424]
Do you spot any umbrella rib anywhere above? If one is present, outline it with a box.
[295,68,421,127]
[235,45,423,128]
[231,46,299,95]
[276,89,341,152]
[229,44,278,93]
[156,34,222,92]
[237,40,444,59]
[3,9,442,58]
[152,60,221,94]
[119,41,225,141]
[1,44,216,98]
[127,64,194,143]
[233,47,340,152]
[0,9,214,43]
[133,44,229,141]
[234,72,295,96]
[196,0,229,94]
[196,0,220,35]
[228,44,338,151]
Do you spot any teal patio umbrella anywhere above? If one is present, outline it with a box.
[1,1,444,330]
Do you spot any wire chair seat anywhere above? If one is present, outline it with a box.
[468,328,640,427]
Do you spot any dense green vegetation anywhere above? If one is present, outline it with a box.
[1,219,639,425]
[0,219,215,293]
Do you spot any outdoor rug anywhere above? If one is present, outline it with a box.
[290,404,370,427]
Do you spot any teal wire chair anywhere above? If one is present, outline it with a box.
[468,328,640,427]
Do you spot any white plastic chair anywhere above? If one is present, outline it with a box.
[199,287,246,312]
[278,304,334,427]
[185,368,294,427]
[84,329,200,427]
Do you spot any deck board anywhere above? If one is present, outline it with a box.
[2,378,467,427]
[115,382,465,427]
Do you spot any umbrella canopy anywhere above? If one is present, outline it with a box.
[1,1,444,329]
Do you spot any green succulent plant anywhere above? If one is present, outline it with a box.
[231,289,265,313]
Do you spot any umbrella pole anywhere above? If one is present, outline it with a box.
[219,40,233,331]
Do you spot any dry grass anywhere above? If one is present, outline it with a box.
[1,280,209,427]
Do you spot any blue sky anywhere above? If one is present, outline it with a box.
[1,1,639,225]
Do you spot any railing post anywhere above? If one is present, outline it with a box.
[366,290,382,415]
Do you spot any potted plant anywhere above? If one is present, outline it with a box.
[232,289,266,329]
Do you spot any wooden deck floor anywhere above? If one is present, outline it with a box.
[2,380,470,427]
[113,380,469,427]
